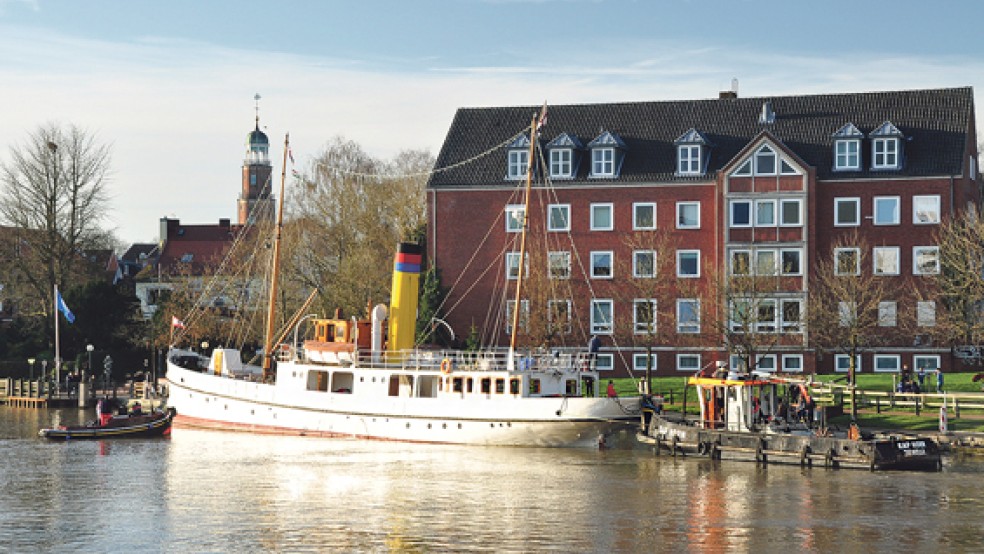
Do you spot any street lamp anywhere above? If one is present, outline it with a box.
[86,344,94,382]
[28,358,35,382]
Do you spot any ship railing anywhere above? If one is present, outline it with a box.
[349,347,593,373]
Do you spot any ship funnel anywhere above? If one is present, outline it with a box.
[387,243,422,354]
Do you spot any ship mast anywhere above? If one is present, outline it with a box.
[508,106,545,367]
[262,133,290,382]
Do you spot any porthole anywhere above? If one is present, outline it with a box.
[250,410,255,415]
[457,423,462,429]
[427,423,432,429]
[406,423,411,429]
[442,423,447,429]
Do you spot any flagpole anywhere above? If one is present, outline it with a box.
[53,283,60,384]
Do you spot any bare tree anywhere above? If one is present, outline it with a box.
[807,231,909,420]
[928,208,984,366]
[0,123,112,330]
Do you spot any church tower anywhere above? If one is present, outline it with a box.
[239,93,275,225]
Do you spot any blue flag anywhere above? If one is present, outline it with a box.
[56,290,75,323]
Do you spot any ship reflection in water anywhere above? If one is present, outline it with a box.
[2,407,983,552]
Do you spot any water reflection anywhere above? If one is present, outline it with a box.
[2,407,984,552]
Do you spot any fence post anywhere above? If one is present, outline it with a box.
[876,396,881,414]
[915,396,920,416]
[954,397,960,419]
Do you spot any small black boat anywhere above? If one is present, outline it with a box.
[39,408,175,440]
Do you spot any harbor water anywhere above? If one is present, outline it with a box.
[2,406,984,553]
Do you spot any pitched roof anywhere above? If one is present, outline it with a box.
[158,222,242,275]
[427,87,974,187]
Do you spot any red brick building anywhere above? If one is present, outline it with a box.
[426,87,980,377]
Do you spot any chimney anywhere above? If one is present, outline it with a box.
[219,218,230,228]
[719,90,737,99]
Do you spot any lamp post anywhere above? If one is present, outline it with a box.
[86,344,94,382]
[28,357,35,382]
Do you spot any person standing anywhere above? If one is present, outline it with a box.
[606,380,617,398]
[937,370,944,393]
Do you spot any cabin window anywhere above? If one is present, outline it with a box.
[480,378,492,394]
[529,379,541,394]
[307,370,329,392]
[453,377,464,393]
[466,378,474,393]
[495,379,506,394]
[331,372,354,393]
[509,379,521,395]
[565,380,578,396]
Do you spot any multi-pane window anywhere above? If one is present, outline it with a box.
[548,251,570,279]
[505,300,529,333]
[592,148,614,176]
[505,205,525,232]
[730,200,752,227]
[590,203,613,231]
[755,355,777,373]
[633,250,656,278]
[780,249,802,275]
[633,299,657,334]
[873,247,900,275]
[678,145,701,175]
[590,251,613,279]
[755,250,777,275]
[547,204,570,232]
[677,250,700,277]
[507,149,529,179]
[878,301,897,327]
[731,250,751,275]
[913,195,941,224]
[873,196,900,225]
[549,149,572,178]
[781,299,802,332]
[633,203,656,230]
[547,299,572,335]
[755,145,777,174]
[874,354,901,372]
[633,353,658,372]
[914,355,941,372]
[913,246,940,275]
[595,354,614,371]
[779,199,802,226]
[835,139,860,170]
[505,252,527,280]
[677,202,700,229]
[834,198,860,226]
[677,354,701,372]
[591,299,614,334]
[872,138,899,169]
[677,299,700,333]
[782,355,804,373]
[756,300,777,333]
[917,300,936,327]
[835,247,860,275]
[835,354,861,373]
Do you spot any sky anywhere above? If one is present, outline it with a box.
[2,0,984,246]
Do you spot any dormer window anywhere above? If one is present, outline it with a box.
[506,134,530,180]
[588,131,626,178]
[545,132,582,179]
[832,123,862,171]
[755,145,776,175]
[674,128,710,176]
[869,121,904,170]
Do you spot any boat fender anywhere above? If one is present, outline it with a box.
[710,441,720,460]
[799,445,810,467]
[697,441,706,455]
[671,435,679,457]
[440,358,453,374]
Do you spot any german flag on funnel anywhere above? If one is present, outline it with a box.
[394,243,422,274]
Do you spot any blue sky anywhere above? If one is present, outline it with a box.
[2,0,983,244]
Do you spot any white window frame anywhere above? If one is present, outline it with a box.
[755,249,778,276]
[730,249,751,276]
[548,251,571,280]
[591,299,614,335]
[633,250,656,278]
[781,354,804,373]
[913,246,940,275]
[505,204,525,233]
[872,138,899,169]
[678,144,701,175]
[755,199,777,227]
[780,248,803,276]
[913,195,941,225]
[549,148,572,179]
[633,202,656,230]
[633,299,657,334]
[505,299,529,333]
[595,353,614,371]
[834,247,860,276]
[547,299,572,335]
[590,251,614,279]
[834,139,860,170]
[733,159,752,176]
[834,197,860,227]
[878,301,897,327]
[676,250,701,278]
[677,353,701,372]
[873,246,900,276]
[755,354,777,373]
[547,204,570,232]
[591,148,615,177]
[754,145,777,175]
[507,149,529,180]
[873,196,900,226]
[914,355,941,372]
[839,301,857,327]
[590,203,614,231]
[835,354,862,373]
[917,300,936,327]
[779,198,802,227]
[633,353,658,372]
[505,252,528,280]
[730,200,752,228]
[874,354,901,373]
[676,201,700,229]
[755,299,778,333]
[781,299,802,332]
[676,299,700,334]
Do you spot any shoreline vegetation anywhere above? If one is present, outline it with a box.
[614,371,984,434]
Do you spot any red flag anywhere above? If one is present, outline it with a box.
[171,316,186,329]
